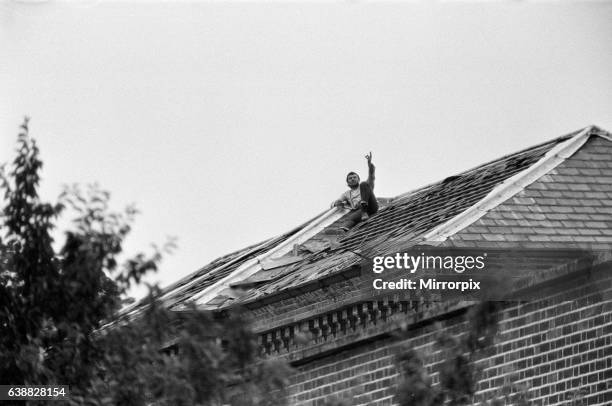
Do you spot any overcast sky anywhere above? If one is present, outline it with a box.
[2,1,611,298]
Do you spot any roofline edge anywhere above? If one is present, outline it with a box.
[421,126,600,243]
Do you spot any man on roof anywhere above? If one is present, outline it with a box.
[332,152,379,228]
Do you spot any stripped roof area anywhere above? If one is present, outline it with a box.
[158,240,273,309]
[140,222,309,311]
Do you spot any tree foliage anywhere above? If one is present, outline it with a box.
[0,118,291,405]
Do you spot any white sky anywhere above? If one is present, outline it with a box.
[2,1,611,298]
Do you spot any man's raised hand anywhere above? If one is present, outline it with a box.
[365,151,373,163]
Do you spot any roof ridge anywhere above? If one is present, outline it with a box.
[391,129,582,204]
[421,126,597,243]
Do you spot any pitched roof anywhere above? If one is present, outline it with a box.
[139,126,611,313]
[136,210,331,310]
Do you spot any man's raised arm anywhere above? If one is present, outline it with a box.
[366,151,375,190]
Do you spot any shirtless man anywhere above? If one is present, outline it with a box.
[333,152,379,228]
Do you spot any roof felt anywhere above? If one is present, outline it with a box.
[229,131,578,305]
[154,208,341,311]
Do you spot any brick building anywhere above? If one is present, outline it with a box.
[138,126,612,405]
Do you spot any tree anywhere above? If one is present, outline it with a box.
[0,118,291,405]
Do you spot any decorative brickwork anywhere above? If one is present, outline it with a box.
[279,266,612,405]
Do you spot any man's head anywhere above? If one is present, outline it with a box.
[346,172,360,188]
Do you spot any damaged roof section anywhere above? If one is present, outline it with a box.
[122,207,358,315]
[158,237,283,310]
[135,126,609,314]
[122,211,335,315]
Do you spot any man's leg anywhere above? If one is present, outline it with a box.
[342,209,363,230]
[359,182,379,216]
[341,184,378,231]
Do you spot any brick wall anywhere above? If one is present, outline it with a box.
[285,267,612,406]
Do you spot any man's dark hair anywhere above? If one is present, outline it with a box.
[346,171,359,182]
